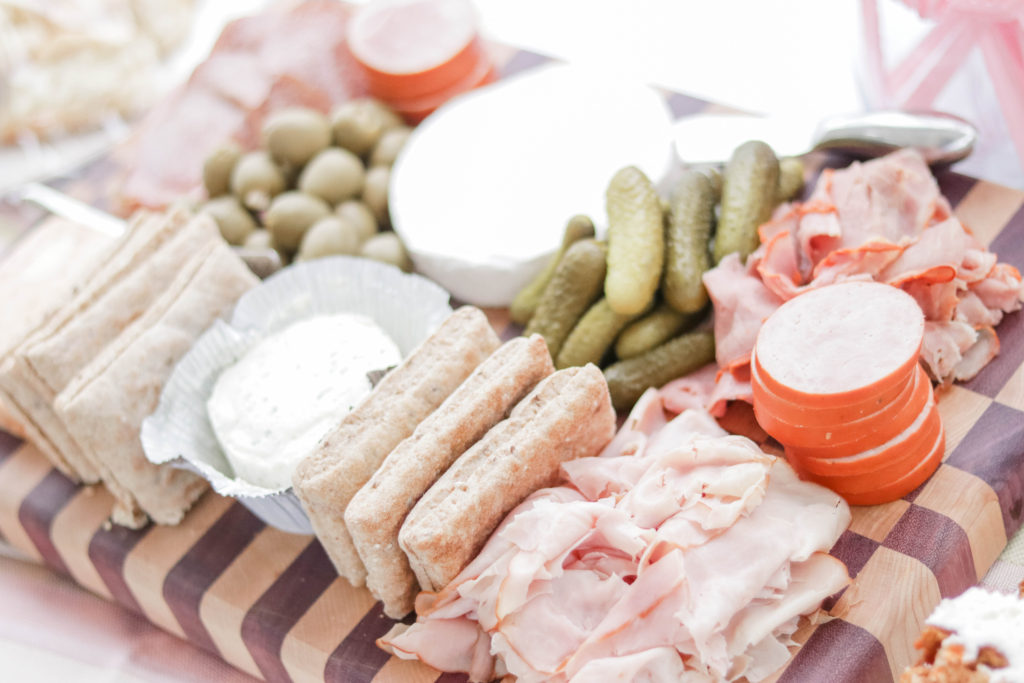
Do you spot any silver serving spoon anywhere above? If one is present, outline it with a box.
[812,111,977,166]
[673,110,977,166]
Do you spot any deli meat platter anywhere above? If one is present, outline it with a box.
[2,6,1024,681]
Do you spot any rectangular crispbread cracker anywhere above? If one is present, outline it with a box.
[2,210,212,483]
[293,306,501,587]
[399,364,616,593]
[0,210,186,480]
[55,239,257,527]
[346,334,554,617]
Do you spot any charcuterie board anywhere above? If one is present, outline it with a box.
[2,47,1024,683]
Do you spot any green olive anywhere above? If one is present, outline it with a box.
[362,165,390,227]
[262,108,331,168]
[335,199,378,244]
[296,216,362,260]
[244,228,274,250]
[297,148,365,205]
[360,232,412,272]
[264,191,332,252]
[331,98,402,157]
[230,151,286,211]
[201,195,256,245]
[369,126,412,167]
[202,142,241,197]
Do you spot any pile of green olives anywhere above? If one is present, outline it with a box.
[200,99,413,271]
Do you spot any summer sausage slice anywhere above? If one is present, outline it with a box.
[753,364,931,456]
[752,347,916,425]
[347,0,485,101]
[786,393,940,486]
[754,281,925,407]
[821,424,945,506]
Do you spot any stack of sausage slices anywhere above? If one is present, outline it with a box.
[751,281,944,505]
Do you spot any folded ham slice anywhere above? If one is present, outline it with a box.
[380,390,851,682]
[694,149,1024,414]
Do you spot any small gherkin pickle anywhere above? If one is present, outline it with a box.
[510,214,596,326]
[555,297,643,371]
[604,330,716,412]
[702,166,723,199]
[604,166,664,315]
[776,156,805,202]
[713,140,779,264]
[663,170,715,314]
[614,302,703,360]
[524,238,607,361]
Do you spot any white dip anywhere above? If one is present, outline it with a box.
[207,313,401,490]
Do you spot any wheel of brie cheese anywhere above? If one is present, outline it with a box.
[389,63,675,306]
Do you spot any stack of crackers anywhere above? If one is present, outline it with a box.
[293,307,617,618]
[0,209,258,528]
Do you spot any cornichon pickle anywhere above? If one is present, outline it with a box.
[663,170,715,313]
[555,297,641,370]
[604,330,716,411]
[604,166,664,315]
[776,156,805,202]
[510,215,595,326]
[702,166,723,199]
[614,302,703,360]
[713,140,779,264]
[524,239,607,361]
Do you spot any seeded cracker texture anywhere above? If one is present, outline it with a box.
[398,363,617,593]
[55,239,258,527]
[292,307,500,587]
[346,334,554,618]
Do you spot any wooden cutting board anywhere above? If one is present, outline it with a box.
[2,48,1024,683]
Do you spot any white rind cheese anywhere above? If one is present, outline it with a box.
[389,63,675,307]
[207,313,401,490]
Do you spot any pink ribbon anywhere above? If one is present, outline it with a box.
[862,0,1024,170]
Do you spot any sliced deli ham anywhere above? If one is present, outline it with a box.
[379,390,851,682]
[694,149,1024,416]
